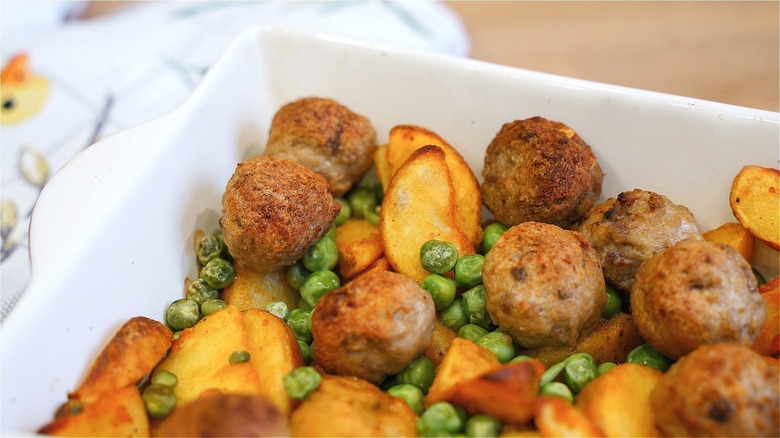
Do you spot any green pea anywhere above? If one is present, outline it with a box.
[200,298,226,316]
[563,353,598,394]
[420,240,459,274]
[283,366,321,400]
[56,399,83,417]
[458,323,489,343]
[326,224,338,240]
[166,298,200,331]
[266,301,290,321]
[417,402,464,434]
[196,234,224,266]
[173,330,182,340]
[142,384,176,418]
[303,236,339,272]
[477,331,515,363]
[602,284,622,319]
[151,371,178,388]
[510,355,533,363]
[200,257,235,289]
[229,350,251,364]
[598,362,617,375]
[186,278,219,307]
[347,187,377,219]
[465,414,502,438]
[286,261,311,291]
[627,343,672,372]
[387,384,425,414]
[396,356,436,394]
[421,274,457,310]
[300,270,340,308]
[287,309,313,344]
[540,360,566,386]
[461,285,491,329]
[298,340,311,365]
[364,205,381,227]
[454,254,485,288]
[482,222,508,254]
[539,381,573,402]
[335,198,352,226]
[440,298,468,332]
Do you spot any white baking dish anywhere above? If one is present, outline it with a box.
[2,25,778,435]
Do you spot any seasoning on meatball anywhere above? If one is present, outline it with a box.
[311,270,435,384]
[480,117,603,228]
[220,156,340,274]
[265,97,377,196]
[651,343,779,437]
[630,239,766,360]
[483,222,606,348]
[576,188,702,292]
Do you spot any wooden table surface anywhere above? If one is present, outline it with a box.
[83,1,778,112]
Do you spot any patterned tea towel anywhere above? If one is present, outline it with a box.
[0,0,470,321]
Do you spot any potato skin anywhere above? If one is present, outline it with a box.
[265,97,377,196]
[630,239,765,360]
[651,343,779,437]
[483,222,606,348]
[220,156,340,273]
[311,270,435,384]
[480,117,603,227]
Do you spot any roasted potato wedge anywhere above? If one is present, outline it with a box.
[729,165,780,251]
[374,144,392,191]
[534,396,604,437]
[426,337,500,405]
[289,375,418,437]
[380,145,474,283]
[575,363,662,437]
[703,221,755,261]
[752,277,779,356]
[386,125,483,247]
[243,308,304,417]
[335,218,384,280]
[423,319,458,366]
[222,264,300,310]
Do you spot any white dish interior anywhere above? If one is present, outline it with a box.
[2,25,778,434]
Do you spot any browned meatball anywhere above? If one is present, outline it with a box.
[265,97,377,196]
[483,222,606,348]
[630,239,765,360]
[480,117,603,227]
[311,270,435,384]
[651,343,779,437]
[220,156,340,273]
[577,189,702,292]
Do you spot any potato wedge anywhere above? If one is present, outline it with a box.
[335,218,384,280]
[703,221,755,261]
[752,277,779,356]
[40,385,149,437]
[361,255,391,276]
[153,305,261,405]
[289,375,418,437]
[729,165,780,250]
[446,360,546,427]
[423,319,458,366]
[386,125,483,247]
[222,263,300,311]
[380,145,474,283]
[242,308,304,417]
[426,337,500,406]
[374,144,392,192]
[518,313,644,368]
[575,363,662,437]
[534,396,604,437]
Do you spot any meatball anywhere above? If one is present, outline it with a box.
[630,239,765,360]
[576,189,702,292]
[651,343,779,437]
[311,270,435,384]
[220,156,340,273]
[265,97,377,196]
[480,117,603,227]
[483,222,606,348]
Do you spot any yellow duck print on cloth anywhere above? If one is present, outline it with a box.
[1,53,51,125]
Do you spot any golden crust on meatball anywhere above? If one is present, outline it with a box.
[265,97,377,196]
[220,155,340,274]
[483,222,606,348]
[480,117,603,227]
[630,239,765,360]
[311,270,435,384]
